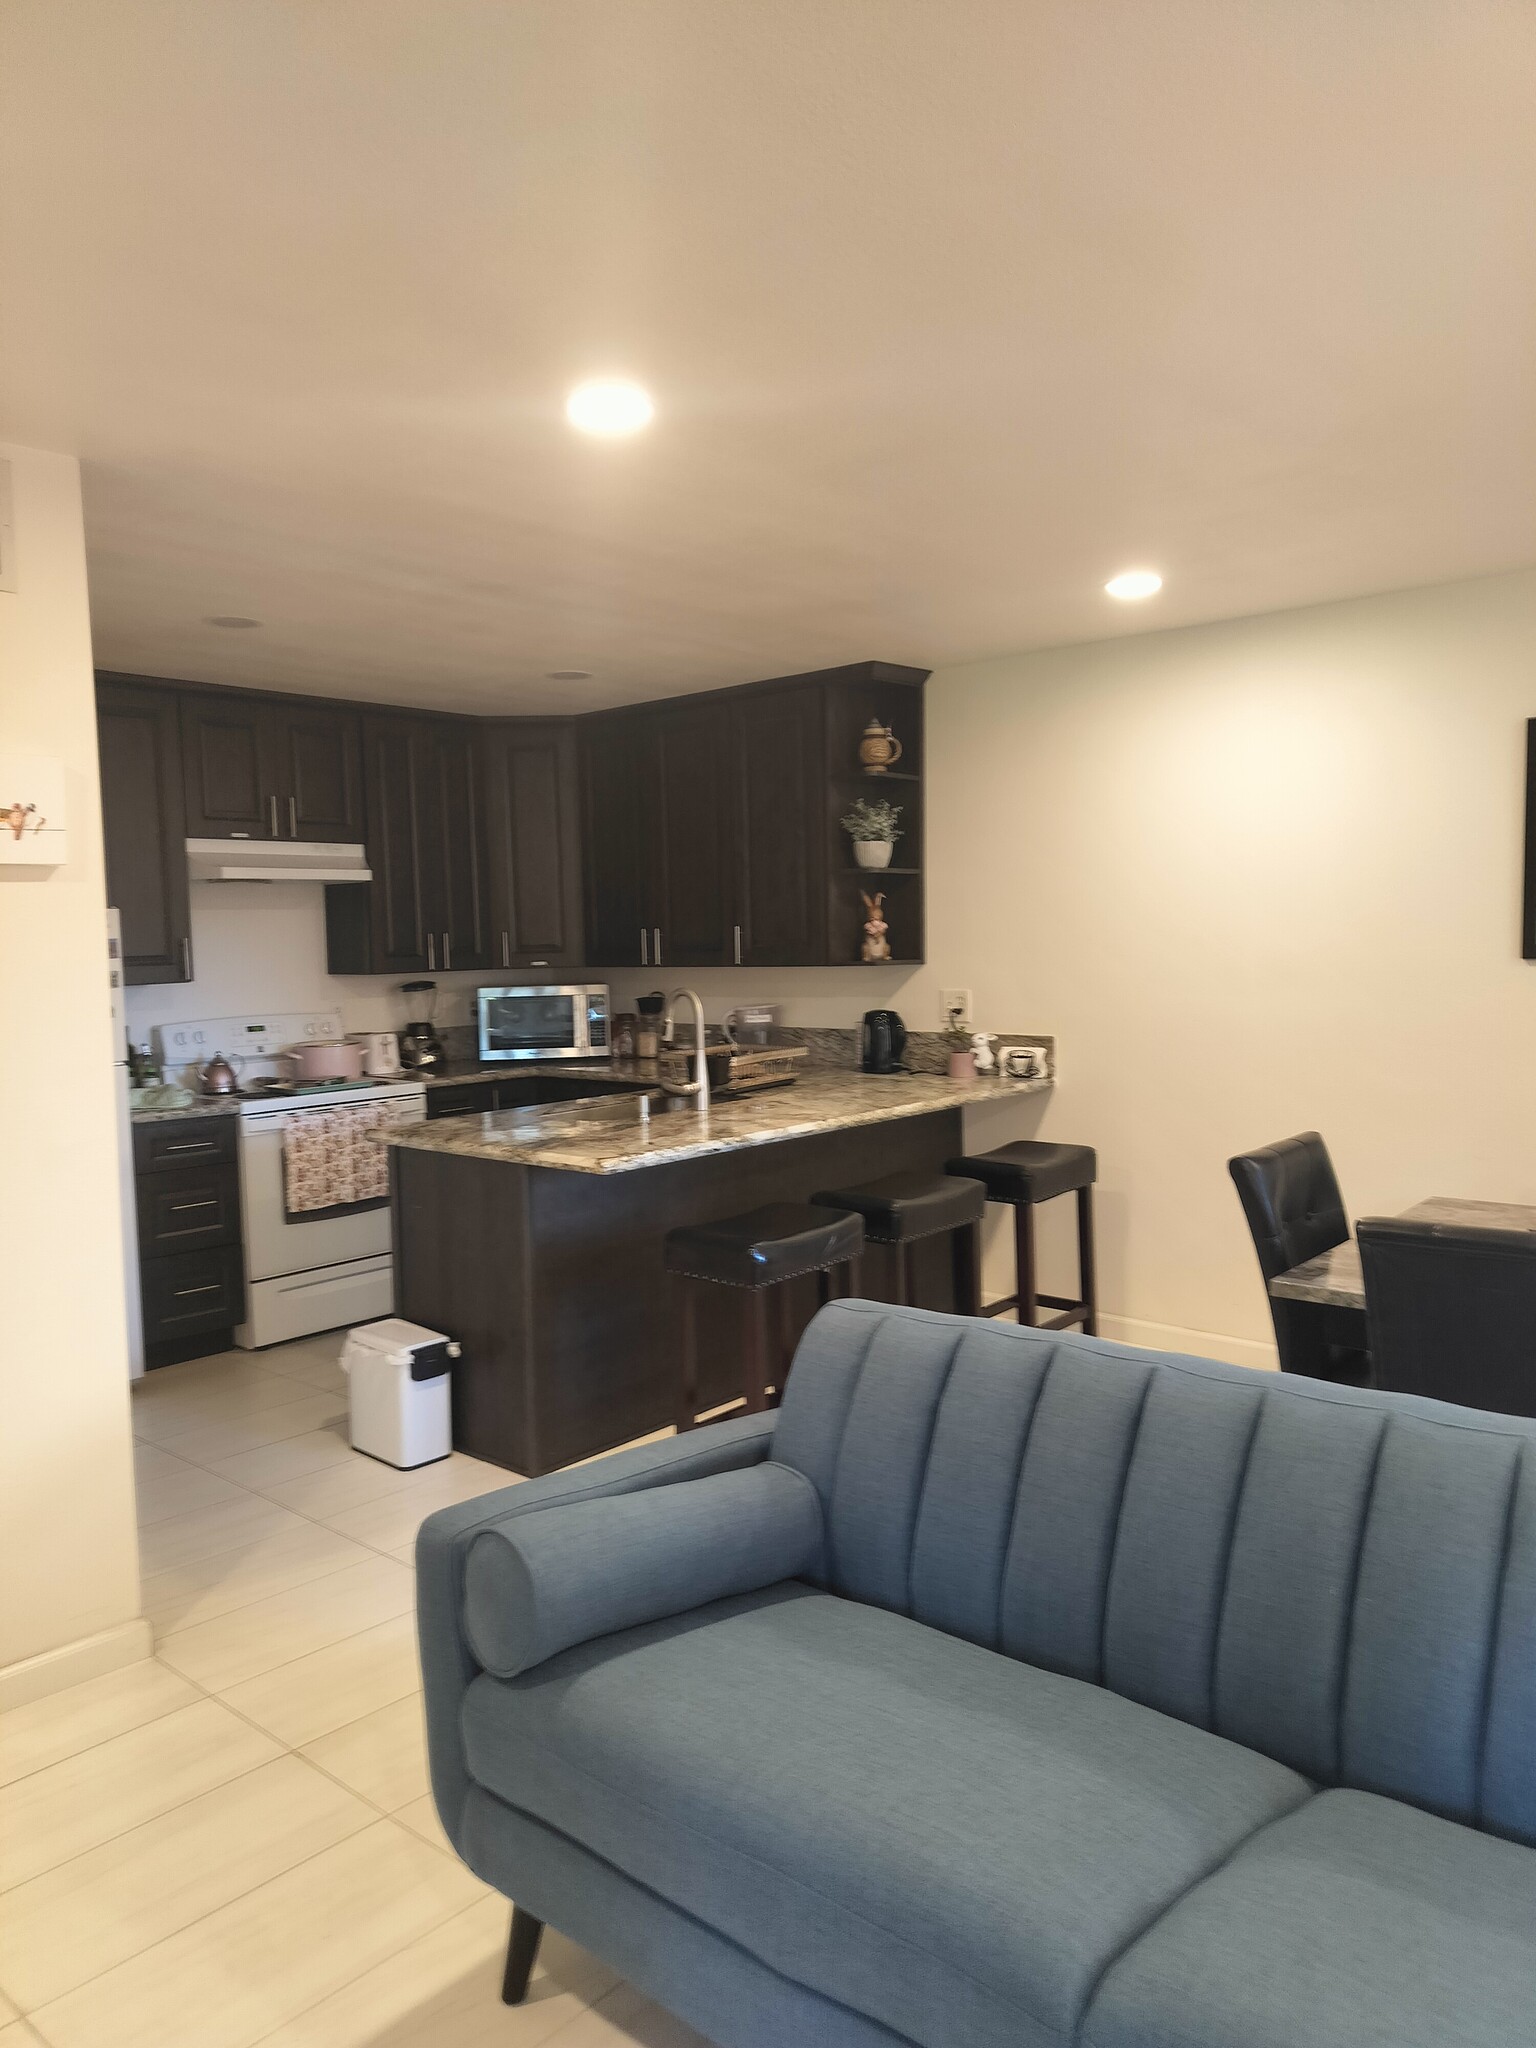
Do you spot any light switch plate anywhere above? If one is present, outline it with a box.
[939,988,972,1030]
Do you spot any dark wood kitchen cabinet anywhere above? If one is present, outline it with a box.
[482,719,584,972]
[652,698,738,968]
[734,681,828,966]
[324,712,489,974]
[581,709,656,967]
[181,688,363,843]
[131,1113,244,1366]
[96,675,194,985]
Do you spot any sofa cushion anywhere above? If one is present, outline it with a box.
[460,1582,1311,2048]
[1084,1788,1536,2048]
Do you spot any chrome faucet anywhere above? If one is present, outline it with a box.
[659,988,710,1115]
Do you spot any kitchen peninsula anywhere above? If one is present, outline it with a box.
[379,1061,1050,1473]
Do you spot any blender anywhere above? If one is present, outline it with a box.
[398,980,446,1070]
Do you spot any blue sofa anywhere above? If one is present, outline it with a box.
[418,1300,1536,2048]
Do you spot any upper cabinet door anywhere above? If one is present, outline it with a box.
[267,701,363,842]
[483,721,583,971]
[181,691,273,838]
[653,698,736,967]
[96,677,193,985]
[356,714,431,971]
[425,722,490,972]
[736,684,827,966]
[581,711,655,967]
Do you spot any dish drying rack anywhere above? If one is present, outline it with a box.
[657,1043,808,1093]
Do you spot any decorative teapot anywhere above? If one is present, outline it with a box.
[857,719,904,775]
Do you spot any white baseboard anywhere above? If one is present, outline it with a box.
[1096,1313,1278,1373]
[0,1617,155,1712]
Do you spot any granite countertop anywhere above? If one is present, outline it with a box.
[421,1059,654,1088]
[129,1094,243,1125]
[375,1067,1051,1176]
[1270,1195,1536,1310]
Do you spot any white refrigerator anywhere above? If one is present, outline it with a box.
[108,909,145,1378]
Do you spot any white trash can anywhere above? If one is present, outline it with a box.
[341,1317,459,1468]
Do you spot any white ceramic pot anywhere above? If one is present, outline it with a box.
[854,840,894,869]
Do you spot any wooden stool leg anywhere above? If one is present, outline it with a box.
[845,1252,863,1299]
[743,1289,770,1413]
[1077,1185,1098,1337]
[773,1280,797,1403]
[952,1219,983,1317]
[674,1275,698,1433]
[889,1241,907,1305]
[818,1265,835,1306]
[1015,1203,1039,1328]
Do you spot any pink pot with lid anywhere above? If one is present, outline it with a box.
[283,1039,365,1084]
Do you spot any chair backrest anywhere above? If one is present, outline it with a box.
[1228,1130,1348,1281]
[773,1299,1536,1846]
[1359,1216,1536,1419]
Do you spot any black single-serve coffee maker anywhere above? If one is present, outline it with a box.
[860,1009,908,1075]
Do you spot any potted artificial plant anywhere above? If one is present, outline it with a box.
[841,796,903,870]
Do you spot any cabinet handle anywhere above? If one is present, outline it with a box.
[443,932,452,971]
[734,924,742,965]
[501,931,510,968]
[180,936,193,980]
[427,933,435,970]
[640,928,648,966]
[288,795,298,838]
[173,1282,221,1299]
[165,1140,216,1155]
[268,795,279,837]
[531,959,548,968]
[654,928,662,966]
[170,1199,219,1214]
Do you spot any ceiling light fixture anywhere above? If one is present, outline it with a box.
[1104,569,1163,602]
[546,670,594,682]
[204,614,262,628]
[565,378,654,438]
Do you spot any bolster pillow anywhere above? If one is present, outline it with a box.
[462,1461,823,1678]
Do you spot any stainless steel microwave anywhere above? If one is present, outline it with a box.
[476,985,611,1062]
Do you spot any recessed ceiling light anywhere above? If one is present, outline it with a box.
[565,378,654,437]
[546,670,594,682]
[1104,569,1163,602]
[204,614,262,629]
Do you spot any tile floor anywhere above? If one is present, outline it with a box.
[0,1331,710,2048]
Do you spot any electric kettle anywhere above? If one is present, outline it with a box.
[860,1009,908,1075]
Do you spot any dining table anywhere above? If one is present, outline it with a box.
[1269,1196,1536,1311]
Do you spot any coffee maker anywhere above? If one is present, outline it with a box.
[860,1009,908,1075]
[398,980,446,1070]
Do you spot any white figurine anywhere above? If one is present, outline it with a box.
[971,1032,996,1073]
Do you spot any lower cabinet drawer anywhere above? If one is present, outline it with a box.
[425,1081,497,1119]
[142,1246,245,1343]
[137,1164,240,1255]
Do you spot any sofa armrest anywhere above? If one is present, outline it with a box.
[463,1463,821,1678]
[417,1411,777,1846]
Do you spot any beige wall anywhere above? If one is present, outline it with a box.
[0,443,147,1704]
[903,566,1536,1363]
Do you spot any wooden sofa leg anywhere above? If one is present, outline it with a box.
[502,1906,545,2005]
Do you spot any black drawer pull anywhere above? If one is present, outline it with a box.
[169,1199,220,1214]
[165,1140,217,1155]
[173,1282,222,1299]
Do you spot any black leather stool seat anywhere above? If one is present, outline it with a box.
[946,1140,1097,1207]
[810,1171,986,1244]
[664,1203,865,1290]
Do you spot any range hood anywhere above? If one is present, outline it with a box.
[186,838,372,884]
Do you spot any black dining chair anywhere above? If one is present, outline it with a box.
[1357,1216,1536,1418]
[1228,1132,1370,1382]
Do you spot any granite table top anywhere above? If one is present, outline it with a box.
[128,1093,243,1125]
[375,1067,1051,1176]
[1269,1196,1536,1309]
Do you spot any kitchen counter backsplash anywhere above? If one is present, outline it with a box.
[435,1020,1053,1079]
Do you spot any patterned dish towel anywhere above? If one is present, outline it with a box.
[282,1099,417,1217]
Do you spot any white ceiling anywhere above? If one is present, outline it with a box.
[3,0,1534,714]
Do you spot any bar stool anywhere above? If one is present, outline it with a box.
[945,1142,1098,1334]
[810,1171,986,1316]
[665,1203,865,1432]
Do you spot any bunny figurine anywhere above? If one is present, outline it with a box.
[970,1032,996,1073]
[860,891,891,963]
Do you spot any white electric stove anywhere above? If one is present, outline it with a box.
[152,1012,426,1348]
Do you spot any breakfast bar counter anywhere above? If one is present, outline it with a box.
[378,1066,1050,1473]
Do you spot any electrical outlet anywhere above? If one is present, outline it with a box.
[939,988,972,1031]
